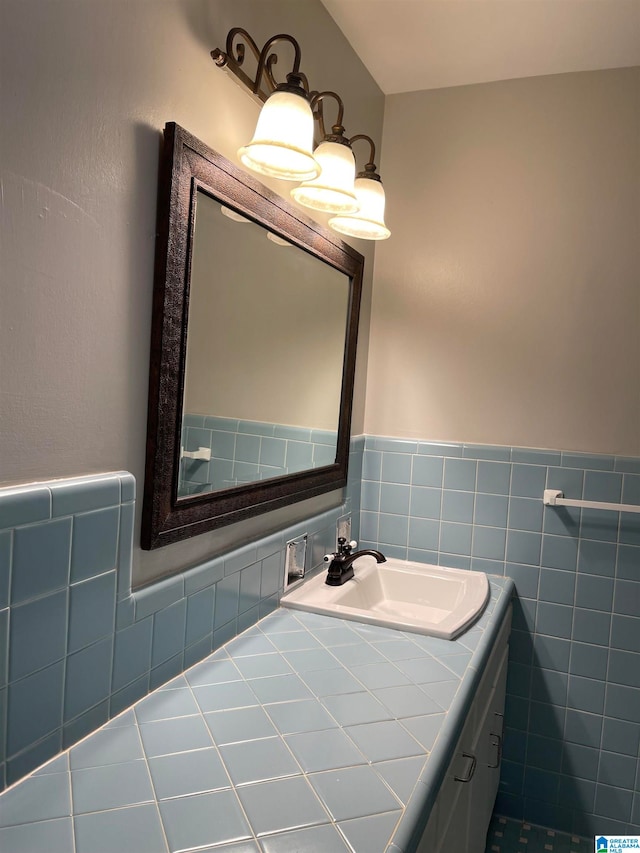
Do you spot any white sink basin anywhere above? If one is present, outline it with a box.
[281,557,490,639]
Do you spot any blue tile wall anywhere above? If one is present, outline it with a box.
[179,415,338,496]
[0,437,362,792]
[359,437,640,838]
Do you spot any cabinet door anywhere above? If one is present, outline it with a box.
[466,646,509,853]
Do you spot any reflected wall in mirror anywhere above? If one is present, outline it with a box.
[180,192,349,497]
[142,123,364,549]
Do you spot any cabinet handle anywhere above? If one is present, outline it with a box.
[493,711,504,733]
[487,733,503,769]
[454,752,477,783]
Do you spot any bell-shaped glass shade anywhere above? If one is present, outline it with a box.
[290,140,359,213]
[238,90,320,182]
[329,176,390,240]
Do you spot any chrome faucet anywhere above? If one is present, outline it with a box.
[324,537,386,586]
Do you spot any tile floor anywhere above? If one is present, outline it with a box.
[485,815,593,853]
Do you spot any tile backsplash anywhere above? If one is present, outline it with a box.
[0,438,362,791]
[358,437,640,837]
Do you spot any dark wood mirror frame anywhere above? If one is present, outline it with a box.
[141,123,364,549]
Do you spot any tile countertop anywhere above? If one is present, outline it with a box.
[0,576,514,853]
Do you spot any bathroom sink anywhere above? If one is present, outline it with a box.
[281,557,490,639]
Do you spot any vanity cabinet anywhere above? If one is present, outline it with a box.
[417,606,511,853]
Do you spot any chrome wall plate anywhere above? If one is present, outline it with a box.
[284,534,308,587]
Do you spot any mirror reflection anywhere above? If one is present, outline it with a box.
[178,191,350,498]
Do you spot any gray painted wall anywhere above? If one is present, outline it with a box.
[368,68,640,456]
[0,0,383,586]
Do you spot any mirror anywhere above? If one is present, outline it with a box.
[142,123,364,549]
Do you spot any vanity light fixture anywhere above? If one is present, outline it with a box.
[290,93,359,214]
[212,28,390,239]
[329,135,391,241]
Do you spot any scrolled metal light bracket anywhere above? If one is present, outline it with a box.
[211,28,309,103]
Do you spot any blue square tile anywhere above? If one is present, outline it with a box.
[286,441,313,470]
[543,505,581,537]
[598,750,637,791]
[205,705,278,743]
[134,574,183,621]
[581,509,619,543]
[619,514,640,546]
[135,687,200,723]
[71,507,119,583]
[476,461,510,495]
[0,770,71,827]
[75,803,167,853]
[112,617,152,691]
[539,568,576,604]
[7,661,64,756]
[562,741,599,781]
[192,679,259,712]
[611,614,640,652]
[440,521,472,555]
[186,586,214,646]
[285,728,365,773]
[238,775,328,836]
[0,817,74,853]
[570,642,609,680]
[567,675,605,715]
[380,483,410,515]
[378,513,408,547]
[506,531,542,566]
[529,668,567,706]
[541,535,578,571]
[547,467,584,499]
[149,747,230,800]
[11,518,71,604]
[572,608,611,646]
[471,526,506,560]
[511,464,546,498]
[575,574,614,611]
[345,719,422,762]
[381,452,412,485]
[411,456,443,488]
[68,571,116,653]
[308,765,401,822]
[220,736,301,785]
[443,458,477,492]
[505,563,540,598]
[362,450,382,481]
[535,602,573,638]
[361,480,380,512]
[508,498,543,532]
[602,717,640,756]
[9,589,67,680]
[622,474,640,505]
[260,552,283,598]
[613,579,640,616]
[594,784,633,823]
[71,759,154,814]
[64,636,113,721]
[584,471,623,503]
[442,491,474,523]
[215,574,240,627]
[139,714,213,758]
[578,539,616,577]
[533,635,570,672]
[151,599,187,668]
[608,649,640,688]
[150,653,184,691]
[605,683,640,723]
[260,437,286,468]
[409,487,441,519]
[474,494,508,528]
